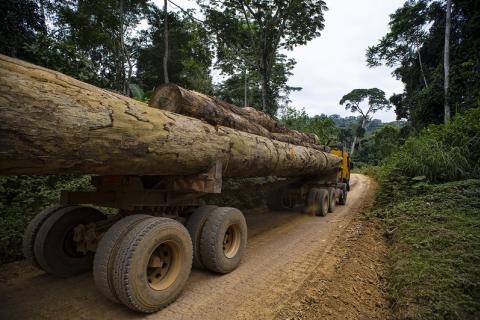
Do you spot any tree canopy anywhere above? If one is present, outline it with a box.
[367,0,480,129]
[339,88,390,125]
[200,0,328,115]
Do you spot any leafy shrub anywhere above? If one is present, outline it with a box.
[384,108,480,182]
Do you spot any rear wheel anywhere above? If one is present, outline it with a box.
[23,205,64,269]
[93,214,152,303]
[328,187,336,213]
[200,207,247,274]
[305,188,329,217]
[185,205,218,269]
[33,206,105,277]
[339,185,348,205]
[112,217,193,313]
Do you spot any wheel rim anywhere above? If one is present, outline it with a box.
[223,224,241,258]
[147,241,181,291]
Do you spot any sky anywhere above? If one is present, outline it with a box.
[153,0,406,122]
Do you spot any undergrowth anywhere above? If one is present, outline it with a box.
[381,108,480,182]
[373,174,480,319]
[362,108,480,319]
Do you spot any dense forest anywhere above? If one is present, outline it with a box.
[1,0,480,318]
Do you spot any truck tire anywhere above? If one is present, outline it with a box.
[339,185,348,205]
[328,187,336,213]
[93,214,152,303]
[33,206,105,277]
[185,205,218,269]
[112,217,193,313]
[23,204,64,269]
[200,207,247,274]
[305,188,329,217]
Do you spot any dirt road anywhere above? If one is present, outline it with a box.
[0,174,388,320]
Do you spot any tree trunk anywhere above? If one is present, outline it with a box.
[349,117,368,157]
[444,0,451,123]
[119,0,128,95]
[149,83,324,149]
[244,69,248,108]
[260,66,269,115]
[0,54,340,177]
[417,48,428,88]
[163,0,169,84]
[350,136,357,157]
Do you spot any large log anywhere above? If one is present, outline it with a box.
[0,54,341,178]
[149,84,322,147]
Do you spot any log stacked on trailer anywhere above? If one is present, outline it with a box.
[0,54,341,177]
[149,84,328,151]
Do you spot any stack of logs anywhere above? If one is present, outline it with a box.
[149,84,329,152]
[0,54,341,178]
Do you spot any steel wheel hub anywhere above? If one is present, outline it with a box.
[147,241,181,290]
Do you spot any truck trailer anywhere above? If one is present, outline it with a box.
[0,54,351,313]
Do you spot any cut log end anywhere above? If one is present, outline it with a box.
[149,83,182,113]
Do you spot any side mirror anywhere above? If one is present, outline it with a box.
[349,162,354,170]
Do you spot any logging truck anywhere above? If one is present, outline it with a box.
[0,55,350,313]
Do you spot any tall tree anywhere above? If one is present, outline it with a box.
[214,53,299,110]
[367,0,480,129]
[0,0,45,59]
[57,0,148,94]
[201,0,327,116]
[163,0,169,84]
[136,7,213,94]
[339,88,390,156]
[444,0,451,123]
[366,1,431,88]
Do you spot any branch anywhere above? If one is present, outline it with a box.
[167,0,205,23]
[238,0,259,21]
[238,1,253,30]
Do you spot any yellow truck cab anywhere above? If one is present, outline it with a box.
[329,147,352,191]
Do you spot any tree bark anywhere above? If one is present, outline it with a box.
[417,48,428,88]
[349,117,368,157]
[149,83,324,149]
[118,0,129,96]
[260,68,269,114]
[244,68,248,108]
[350,136,357,157]
[163,0,169,84]
[444,0,451,123]
[0,54,340,177]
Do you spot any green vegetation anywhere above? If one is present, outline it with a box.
[1,1,480,318]
[202,0,327,115]
[367,0,480,129]
[363,108,480,319]
[339,88,391,156]
[378,108,480,182]
[0,176,91,264]
[376,178,480,319]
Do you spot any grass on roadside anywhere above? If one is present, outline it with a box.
[367,168,480,319]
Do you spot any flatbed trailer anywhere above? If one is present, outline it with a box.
[0,55,351,313]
